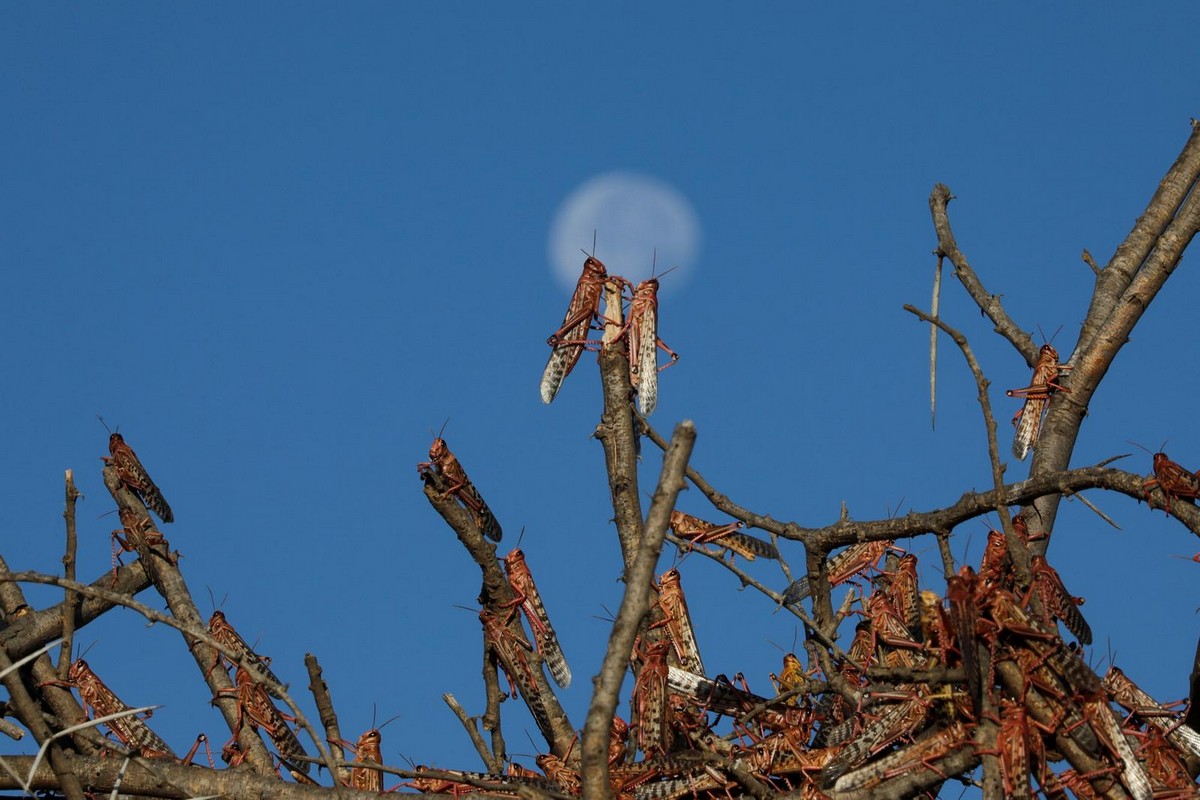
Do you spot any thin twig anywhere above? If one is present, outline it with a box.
[904,305,1027,579]
[930,253,943,429]
[443,693,498,773]
[928,183,1036,364]
[58,470,82,679]
[304,653,348,787]
[638,416,792,537]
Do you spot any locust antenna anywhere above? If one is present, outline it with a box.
[514,525,527,549]
[97,415,113,434]
[377,711,402,732]
[1126,439,1157,456]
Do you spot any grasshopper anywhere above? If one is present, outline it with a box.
[102,432,174,523]
[1007,343,1071,461]
[622,274,679,416]
[418,433,502,541]
[540,256,611,404]
[479,609,553,736]
[45,659,175,759]
[502,548,571,688]
[207,610,286,698]
[781,540,897,607]
[655,568,704,676]
[215,665,309,776]
[1141,449,1200,514]
[347,728,383,792]
[109,506,170,584]
[1026,555,1092,645]
[668,510,778,562]
[630,639,671,758]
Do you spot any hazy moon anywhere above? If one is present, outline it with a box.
[547,172,701,293]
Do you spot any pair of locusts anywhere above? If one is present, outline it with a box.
[207,610,312,777]
[540,255,679,415]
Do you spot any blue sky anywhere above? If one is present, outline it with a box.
[3,3,1200,791]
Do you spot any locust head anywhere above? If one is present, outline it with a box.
[68,660,89,683]
[1037,344,1059,364]
[428,437,449,462]
[356,729,382,756]
[581,256,608,280]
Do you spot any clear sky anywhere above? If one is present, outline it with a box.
[3,3,1200,792]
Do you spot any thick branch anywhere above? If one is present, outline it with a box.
[0,754,399,799]
[0,561,152,660]
[596,344,645,567]
[581,420,695,800]
[1024,121,1200,547]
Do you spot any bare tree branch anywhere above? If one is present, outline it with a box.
[581,420,695,800]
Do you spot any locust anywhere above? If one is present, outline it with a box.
[109,506,170,584]
[207,610,286,698]
[630,638,671,758]
[418,434,502,541]
[655,568,704,676]
[1007,343,1071,461]
[215,665,309,776]
[668,510,778,562]
[540,255,611,404]
[479,609,553,737]
[1026,555,1092,645]
[347,728,384,792]
[832,720,972,794]
[780,540,897,607]
[1141,449,1200,514]
[1102,666,1200,759]
[502,548,571,688]
[622,274,679,416]
[45,659,175,759]
[102,432,174,523]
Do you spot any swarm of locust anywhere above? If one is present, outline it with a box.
[420,530,1200,800]
[541,255,678,415]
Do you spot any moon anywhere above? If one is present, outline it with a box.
[547,172,701,293]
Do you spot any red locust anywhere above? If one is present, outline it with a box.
[668,510,778,562]
[103,432,174,523]
[1007,343,1071,461]
[656,568,705,676]
[780,540,897,607]
[540,256,610,404]
[418,435,502,541]
[208,610,286,698]
[346,728,384,792]
[109,506,170,583]
[215,665,309,776]
[623,275,679,416]
[1141,449,1200,514]
[479,609,553,737]
[630,639,671,758]
[1026,555,1091,645]
[1102,666,1200,760]
[502,548,571,688]
[45,659,175,759]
